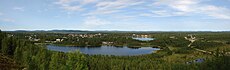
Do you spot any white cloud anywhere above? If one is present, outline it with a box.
[84,9,121,16]
[81,0,98,5]
[55,0,97,5]
[53,0,142,14]
[139,10,186,17]
[199,5,230,19]
[151,10,176,17]
[149,0,200,17]
[80,16,111,29]
[55,0,82,11]
[54,0,230,19]
[90,0,144,15]
[13,7,25,11]
[1,18,15,23]
[154,0,199,12]
[96,0,143,10]
[62,5,83,11]
[55,0,98,11]
[55,0,144,15]
[147,0,230,19]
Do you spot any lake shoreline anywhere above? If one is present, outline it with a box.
[46,45,160,56]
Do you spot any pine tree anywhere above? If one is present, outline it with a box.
[49,52,66,70]
[14,46,22,62]
[66,51,88,70]
[1,37,10,54]
[35,47,50,70]
[49,52,59,70]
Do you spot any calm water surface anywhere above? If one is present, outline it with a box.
[47,45,160,56]
[132,38,155,41]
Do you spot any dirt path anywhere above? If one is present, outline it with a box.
[185,35,212,55]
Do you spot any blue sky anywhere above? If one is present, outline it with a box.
[0,0,230,31]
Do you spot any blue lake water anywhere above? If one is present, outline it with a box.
[47,45,160,56]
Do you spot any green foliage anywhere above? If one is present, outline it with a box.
[0,31,88,70]
[192,41,224,50]
[49,52,66,70]
[174,47,193,54]
[66,51,88,70]
[1,37,17,55]
[35,47,50,70]
[0,30,5,51]
[199,49,230,70]
[1,31,230,70]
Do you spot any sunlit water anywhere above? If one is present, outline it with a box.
[132,38,155,41]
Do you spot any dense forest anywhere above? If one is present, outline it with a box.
[0,30,230,70]
[0,30,88,70]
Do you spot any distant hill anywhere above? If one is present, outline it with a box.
[4,30,90,33]
[3,30,230,33]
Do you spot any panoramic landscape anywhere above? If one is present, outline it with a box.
[0,0,230,70]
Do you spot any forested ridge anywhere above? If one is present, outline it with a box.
[0,30,230,70]
[0,30,88,70]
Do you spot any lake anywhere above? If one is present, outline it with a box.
[47,45,160,56]
[132,38,155,41]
